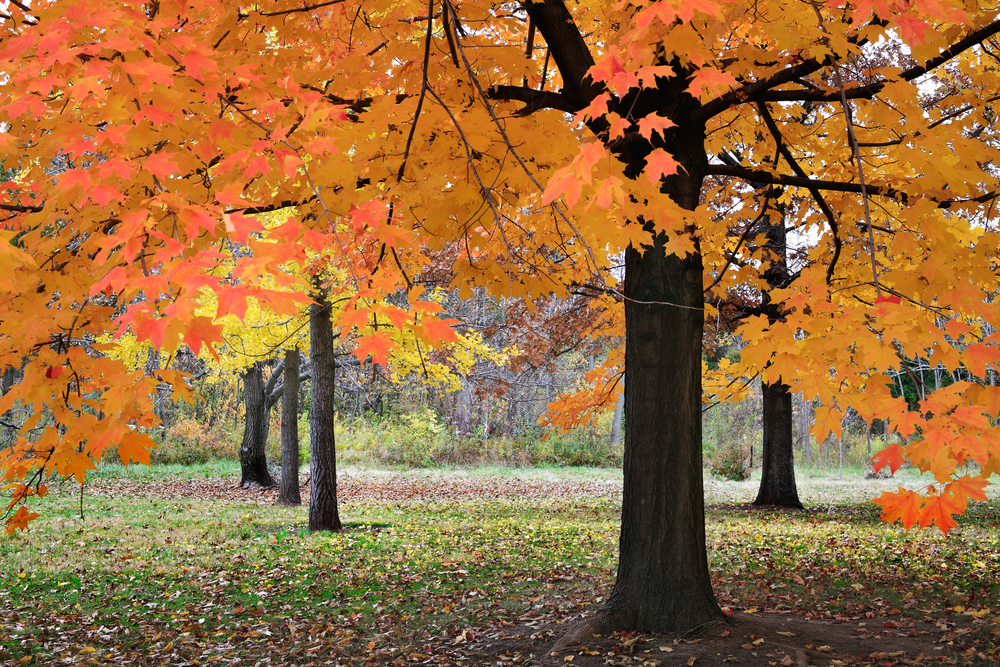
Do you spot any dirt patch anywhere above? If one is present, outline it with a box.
[447,612,993,666]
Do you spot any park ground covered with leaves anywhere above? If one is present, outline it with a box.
[2,465,998,666]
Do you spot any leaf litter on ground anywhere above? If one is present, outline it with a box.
[1,465,997,666]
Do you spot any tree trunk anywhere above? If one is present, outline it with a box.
[753,379,802,507]
[309,292,342,532]
[610,385,624,446]
[239,362,275,488]
[522,3,723,640]
[277,348,301,506]
[752,201,802,508]
[589,242,722,633]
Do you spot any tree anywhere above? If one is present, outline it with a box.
[308,290,342,532]
[2,0,1000,641]
[237,354,312,488]
[238,361,276,488]
[277,347,302,506]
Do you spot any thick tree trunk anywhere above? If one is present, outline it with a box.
[239,363,275,488]
[309,292,342,532]
[560,164,724,641]
[277,348,301,506]
[753,379,802,508]
[593,242,722,632]
[521,2,723,640]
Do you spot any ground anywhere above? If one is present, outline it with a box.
[1,464,997,666]
[465,611,991,666]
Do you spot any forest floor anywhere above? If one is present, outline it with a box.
[1,463,998,666]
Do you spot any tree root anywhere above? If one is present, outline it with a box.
[550,614,615,653]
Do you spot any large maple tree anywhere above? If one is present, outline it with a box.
[2,0,1000,636]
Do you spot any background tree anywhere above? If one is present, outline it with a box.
[277,347,302,506]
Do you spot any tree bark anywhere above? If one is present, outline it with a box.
[239,363,275,488]
[753,379,802,507]
[277,348,302,506]
[309,291,342,532]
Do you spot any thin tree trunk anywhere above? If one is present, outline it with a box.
[309,292,342,532]
[753,379,802,507]
[277,347,301,506]
[239,363,275,488]
[610,382,624,446]
[752,199,801,508]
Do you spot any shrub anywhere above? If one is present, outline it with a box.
[150,417,240,465]
[710,442,751,481]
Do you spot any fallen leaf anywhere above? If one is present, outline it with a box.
[687,658,697,666]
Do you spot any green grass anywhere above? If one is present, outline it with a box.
[1,464,998,664]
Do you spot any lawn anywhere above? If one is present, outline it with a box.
[1,463,998,666]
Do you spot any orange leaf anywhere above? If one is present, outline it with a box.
[183,316,223,359]
[637,113,676,141]
[871,442,905,474]
[5,506,39,534]
[644,149,680,183]
[919,491,963,534]
[873,488,923,530]
[353,331,395,368]
[118,431,155,467]
[685,68,737,101]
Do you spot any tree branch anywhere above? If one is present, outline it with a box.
[258,0,348,17]
[520,0,601,110]
[0,202,44,213]
[707,163,997,210]
[756,102,842,284]
[487,85,579,113]
[706,163,896,196]
[698,18,1000,117]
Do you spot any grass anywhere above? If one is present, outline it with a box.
[1,463,998,664]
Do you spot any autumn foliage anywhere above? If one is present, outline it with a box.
[1,0,999,537]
